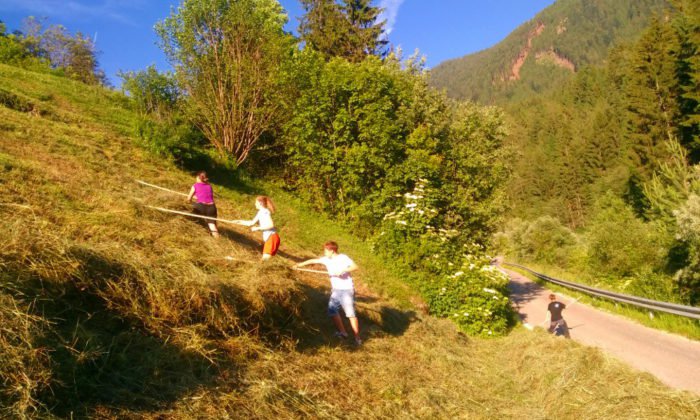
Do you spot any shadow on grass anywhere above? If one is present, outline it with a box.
[6,249,247,418]
[287,283,416,352]
[218,227,306,262]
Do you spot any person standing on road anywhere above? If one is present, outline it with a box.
[544,293,570,338]
[294,241,362,346]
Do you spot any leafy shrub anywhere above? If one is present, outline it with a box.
[672,194,700,304]
[586,194,668,278]
[520,216,579,265]
[494,216,582,268]
[0,31,52,72]
[424,261,511,336]
[374,180,513,337]
[119,65,180,120]
[281,52,508,239]
[621,268,679,303]
[134,118,206,164]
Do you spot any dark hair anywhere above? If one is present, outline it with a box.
[196,171,209,183]
[324,241,338,253]
[256,196,276,213]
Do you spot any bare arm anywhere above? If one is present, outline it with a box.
[186,186,195,203]
[294,258,324,268]
[235,214,259,227]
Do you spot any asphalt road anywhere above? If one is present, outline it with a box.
[504,268,700,394]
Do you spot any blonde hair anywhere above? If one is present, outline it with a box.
[256,196,275,213]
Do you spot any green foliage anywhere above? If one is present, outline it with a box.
[494,217,582,269]
[24,17,107,85]
[585,194,669,279]
[521,217,579,266]
[493,1,700,308]
[280,53,437,226]
[133,117,206,164]
[281,53,507,238]
[0,24,52,72]
[299,0,387,62]
[373,180,513,336]
[156,0,294,166]
[0,17,105,84]
[672,194,700,304]
[119,65,180,120]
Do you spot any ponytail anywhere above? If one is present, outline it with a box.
[256,196,276,213]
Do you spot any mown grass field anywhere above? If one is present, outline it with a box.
[1,63,698,418]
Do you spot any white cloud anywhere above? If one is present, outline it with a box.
[377,0,405,35]
[0,0,145,25]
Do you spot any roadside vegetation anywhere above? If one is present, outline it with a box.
[491,0,700,331]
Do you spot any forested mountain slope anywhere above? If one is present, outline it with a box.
[429,0,667,103]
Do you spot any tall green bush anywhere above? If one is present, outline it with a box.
[586,194,668,278]
[374,180,513,337]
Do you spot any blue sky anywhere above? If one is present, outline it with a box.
[0,0,556,86]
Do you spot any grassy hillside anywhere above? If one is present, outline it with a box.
[429,0,667,103]
[1,64,698,418]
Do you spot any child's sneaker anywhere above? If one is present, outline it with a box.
[334,331,348,339]
[354,337,363,346]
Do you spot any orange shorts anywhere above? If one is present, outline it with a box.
[263,233,280,256]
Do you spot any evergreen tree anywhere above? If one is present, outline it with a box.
[673,0,700,159]
[299,0,387,62]
[624,16,683,173]
[340,0,387,59]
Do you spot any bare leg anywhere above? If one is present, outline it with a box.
[331,314,347,335]
[348,317,360,338]
[207,223,219,237]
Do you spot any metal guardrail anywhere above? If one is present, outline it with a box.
[502,262,700,320]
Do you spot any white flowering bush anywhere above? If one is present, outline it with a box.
[374,180,513,337]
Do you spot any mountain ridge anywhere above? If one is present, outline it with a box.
[429,0,668,104]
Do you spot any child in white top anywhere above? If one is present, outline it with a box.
[294,241,361,345]
[235,196,280,260]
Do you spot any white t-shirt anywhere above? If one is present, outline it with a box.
[256,208,276,241]
[320,254,355,290]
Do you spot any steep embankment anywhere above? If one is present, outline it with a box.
[0,64,698,418]
[430,0,667,103]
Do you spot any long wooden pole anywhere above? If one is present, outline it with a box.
[146,205,242,226]
[292,267,329,275]
[137,180,188,197]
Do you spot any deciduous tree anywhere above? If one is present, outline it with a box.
[156,0,293,165]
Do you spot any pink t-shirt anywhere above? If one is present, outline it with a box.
[193,182,214,204]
